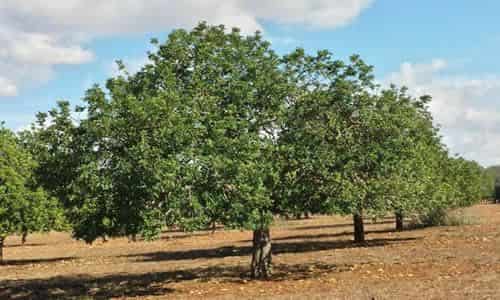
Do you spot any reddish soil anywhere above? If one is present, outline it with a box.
[1,204,500,299]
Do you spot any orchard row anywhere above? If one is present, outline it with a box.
[0,23,488,277]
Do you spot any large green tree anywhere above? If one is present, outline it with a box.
[66,23,289,278]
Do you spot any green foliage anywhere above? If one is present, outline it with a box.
[19,102,79,207]
[42,23,291,243]
[161,23,289,231]
[276,48,458,225]
[447,158,483,207]
[0,124,64,241]
[17,22,485,248]
[481,166,498,198]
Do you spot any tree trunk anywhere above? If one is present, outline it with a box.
[353,213,365,243]
[250,228,272,279]
[128,234,137,243]
[0,237,4,264]
[21,232,28,245]
[395,211,404,231]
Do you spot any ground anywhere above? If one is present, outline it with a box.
[1,205,500,299]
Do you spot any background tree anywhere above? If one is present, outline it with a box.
[19,102,80,210]
[479,166,496,200]
[0,125,63,263]
[279,50,389,242]
[277,49,379,242]
[372,91,448,231]
[447,158,483,207]
[277,49,476,241]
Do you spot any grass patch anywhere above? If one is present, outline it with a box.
[409,208,479,228]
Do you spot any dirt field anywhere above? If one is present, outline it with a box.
[1,205,500,299]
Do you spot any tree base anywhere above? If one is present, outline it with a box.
[0,237,4,264]
[395,212,404,231]
[250,229,272,279]
[128,234,137,243]
[353,213,365,243]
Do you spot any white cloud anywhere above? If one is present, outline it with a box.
[0,28,94,97]
[385,60,500,166]
[0,1,372,35]
[0,30,93,65]
[0,77,18,96]
[0,1,373,98]
[241,0,373,28]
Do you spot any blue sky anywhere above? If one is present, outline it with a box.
[1,1,500,165]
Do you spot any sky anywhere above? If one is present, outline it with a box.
[1,1,500,166]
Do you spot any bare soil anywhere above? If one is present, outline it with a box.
[1,204,500,299]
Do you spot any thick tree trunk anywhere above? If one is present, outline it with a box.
[250,228,272,279]
[395,211,404,231]
[0,237,4,264]
[353,213,365,243]
[21,232,28,245]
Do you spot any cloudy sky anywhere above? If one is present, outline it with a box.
[0,1,499,166]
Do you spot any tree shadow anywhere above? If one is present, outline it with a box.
[293,220,394,231]
[292,222,353,231]
[162,224,224,234]
[4,243,46,248]
[270,228,400,242]
[122,236,420,263]
[0,257,76,266]
[0,272,175,299]
[380,216,398,220]
[0,261,354,299]
[160,231,213,241]
[0,236,420,299]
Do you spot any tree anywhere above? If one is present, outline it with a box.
[65,23,289,278]
[277,50,379,243]
[447,157,483,207]
[277,49,453,241]
[0,125,63,263]
[479,167,496,200]
[372,91,447,231]
[167,24,289,277]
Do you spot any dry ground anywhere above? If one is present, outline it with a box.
[1,205,500,299]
